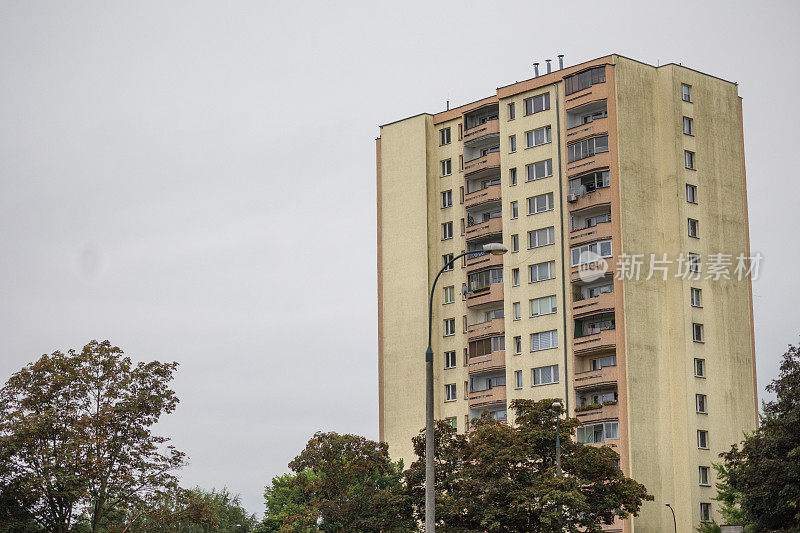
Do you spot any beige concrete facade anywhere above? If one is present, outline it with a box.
[377,55,757,531]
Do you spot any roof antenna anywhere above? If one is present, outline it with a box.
[446,100,450,111]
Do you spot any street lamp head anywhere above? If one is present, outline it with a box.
[551,400,563,411]
[665,502,671,507]
[483,242,508,255]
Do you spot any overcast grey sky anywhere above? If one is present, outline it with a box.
[1,0,798,516]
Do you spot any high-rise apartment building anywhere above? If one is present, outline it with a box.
[376,54,757,532]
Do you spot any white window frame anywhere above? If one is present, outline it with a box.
[442,221,453,240]
[509,134,516,153]
[691,287,702,307]
[532,364,559,386]
[689,253,701,273]
[699,466,710,486]
[697,429,709,449]
[700,503,711,522]
[507,102,515,120]
[511,201,518,219]
[509,167,517,186]
[443,286,455,304]
[445,383,457,402]
[530,295,557,317]
[440,127,451,145]
[683,116,693,135]
[514,370,523,389]
[696,394,708,414]
[571,240,613,267]
[511,234,519,253]
[686,183,697,203]
[441,158,452,176]
[682,83,692,103]
[513,301,521,321]
[688,218,699,238]
[529,261,555,283]
[526,159,553,181]
[525,125,552,148]
[685,150,696,170]
[441,190,452,208]
[444,350,456,369]
[528,226,555,249]
[530,330,558,352]
[694,358,706,378]
[442,253,454,272]
[514,336,522,354]
[527,192,555,215]
[693,322,704,343]
[444,318,456,337]
[512,268,520,287]
[524,93,550,115]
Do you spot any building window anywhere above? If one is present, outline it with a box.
[688,218,699,238]
[513,336,522,354]
[683,116,694,135]
[441,159,452,176]
[524,92,551,115]
[693,323,704,343]
[592,355,617,370]
[528,192,555,215]
[697,429,709,449]
[458,123,463,140]
[569,169,610,194]
[565,66,606,95]
[445,383,457,402]
[462,315,468,333]
[509,167,517,186]
[567,135,609,163]
[696,394,708,414]
[530,295,557,317]
[529,261,555,282]
[469,336,505,357]
[531,330,558,351]
[442,221,453,240]
[442,253,454,271]
[444,350,456,369]
[509,135,517,153]
[512,268,520,286]
[571,240,613,266]
[513,301,521,321]
[532,364,559,385]
[700,502,711,522]
[508,102,515,120]
[526,125,552,148]
[682,83,692,103]
[443,286,455,304]
[691,287,702,307]
[699,466,710,486]
[440,127,451,145]
[511,234,519,253]
[689,253,701,273]
[694,358,706,378]
[528,226,555,249]
[441,190,452,208]
[686,184,698,203]
[445,416,456,429]
[514,370,523,389]
[526,159,553,181]
[685,150,696,170]
[576,421,618,444]
[511,201,518,219]
[444,318,456,337]
[464,381,469,399]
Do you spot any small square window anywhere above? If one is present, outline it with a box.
[699,466,710,486]
[443,286,455,304]
[683,116,693,135]
[512,268,520,286]
[688,218,699,238]
[442,254,454,271]
[682,84,692,103]
[514,370,522,389]
[693,323,704,343]
[509,135,517,153]
[691,288,702,307]
[442,221,453,240]
[441,190,452,208]
[444,318,455,337]
[511,201,518,219]
[694,358,706,378]
[696,394,708,414]
[700,502,711,522]
[686,184,698,203]
[508,102,515,121]
[441,159,452,176]
[509,167,517,186]
[440,127,451,145]
[697,429,709,449]
[685,150,696,170]
[444,350,456,369]
[445,383,457,402]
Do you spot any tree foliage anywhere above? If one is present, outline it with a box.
[404,399,653,532]
[713,342,800,532]
[258,432,413,532]
[0,340,185,532]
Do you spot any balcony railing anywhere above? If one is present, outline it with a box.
[465,183,501,209]
[463,118,499,143]
[573,364,619,391]
[572,290,615,317]
[468,384,506,408]
[574,400,619,422]
[466,283,503,308]
[464,151,501,176]
[466,217,502,242]
[467,350,505,374]
[466,251,503,271]
[467,317,504,339]
[573,327,617,355]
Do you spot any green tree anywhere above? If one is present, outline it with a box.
[0,340,185,533]
[258,432,413,532]
[712,342,800,532]
[404,399,653,532]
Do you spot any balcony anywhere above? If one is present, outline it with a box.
[463,118,499,144]
[573,328,616,355]
[466,251,503,272]
[572,290,615,317]
[574,400,619,423]
[570,255,617,284]
[566,149,612,177]
[573,364,619,391]
[467,317,504,340]
[567,183,612,212]
[466,217,502,242]
[467,349,505,375]
[569,220,612,246]
[464,151,501,177]
[465,183,501,209]
[469,385,506,409]
[466,283,503,308]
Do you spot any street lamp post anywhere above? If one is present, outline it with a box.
[425,242,507,532]
[551,401,562,476]
[665,503,677,533]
